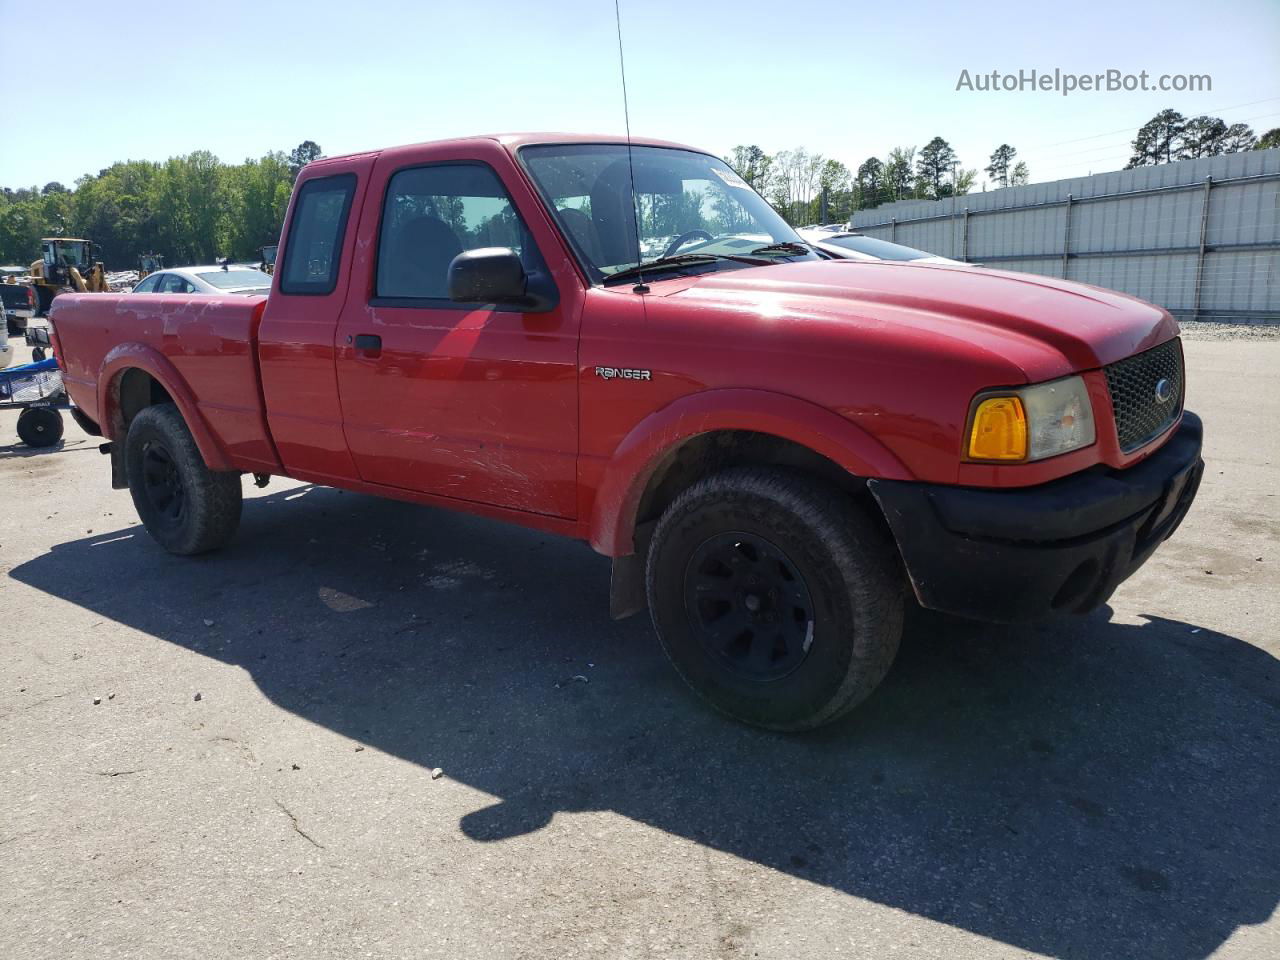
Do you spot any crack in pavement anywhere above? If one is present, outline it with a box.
[1,689,71,719]
[274,799,325,849]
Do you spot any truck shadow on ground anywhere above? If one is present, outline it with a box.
[11,483,1280,960]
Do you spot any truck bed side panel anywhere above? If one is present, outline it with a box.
[52,293,279,472]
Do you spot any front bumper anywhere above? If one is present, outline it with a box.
[869,412,1204,623]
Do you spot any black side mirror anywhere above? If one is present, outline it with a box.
[448,247,527,304]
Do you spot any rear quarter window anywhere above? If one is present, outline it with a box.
[279,173,357,295]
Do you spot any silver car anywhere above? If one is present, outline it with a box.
[797,229,965,265]
[132,265,272,296]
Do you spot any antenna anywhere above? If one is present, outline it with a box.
[613,0,647,292]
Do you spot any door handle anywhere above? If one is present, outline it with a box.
[353,334,382,356]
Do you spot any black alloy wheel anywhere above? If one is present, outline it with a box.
[140,439,187,529]
[684,532,815,682]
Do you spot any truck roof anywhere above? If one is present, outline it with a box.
[308,132,708,169]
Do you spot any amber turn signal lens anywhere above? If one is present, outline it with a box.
[969,396,1028,460]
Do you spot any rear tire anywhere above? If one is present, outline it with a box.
[646,468,904,731]
[125,404,242,555]
[30,346,46,362]
[17,406,63,447]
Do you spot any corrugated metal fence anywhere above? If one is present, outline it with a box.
[849,148,1280,323]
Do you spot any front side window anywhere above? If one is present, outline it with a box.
[376,163,538,300]
[279,173,356,295]
[133,274,161,293]
[521,144,817,283]
[158,274,189,293]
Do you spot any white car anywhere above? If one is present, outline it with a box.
[797,229,965,265]
[0,321,11,369]
[132,265,272,296]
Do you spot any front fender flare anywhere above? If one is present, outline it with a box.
[587,388,911,556]
[98,342,232,471]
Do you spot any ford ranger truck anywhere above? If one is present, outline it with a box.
[48,134,1203,731]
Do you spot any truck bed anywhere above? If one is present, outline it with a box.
[52,293,279,472]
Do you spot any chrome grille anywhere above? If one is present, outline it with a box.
[1104,338,1184,453]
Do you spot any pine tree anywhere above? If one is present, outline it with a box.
[985,144,1017,188]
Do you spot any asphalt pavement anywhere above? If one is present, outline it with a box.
[1,337,1277,960]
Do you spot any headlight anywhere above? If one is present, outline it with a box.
[968,375,1095,462]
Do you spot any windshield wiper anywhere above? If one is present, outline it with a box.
[603,253,770,286]
[749,241,813,256]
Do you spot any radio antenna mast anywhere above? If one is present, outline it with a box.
[614,0,647,291]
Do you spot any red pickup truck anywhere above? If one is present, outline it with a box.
[49,134,1203,730]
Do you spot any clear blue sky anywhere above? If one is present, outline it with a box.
[2,0,1277,189]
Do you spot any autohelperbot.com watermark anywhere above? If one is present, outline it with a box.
[955,68,1211,96]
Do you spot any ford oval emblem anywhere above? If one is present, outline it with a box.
[1154,378,1173,404]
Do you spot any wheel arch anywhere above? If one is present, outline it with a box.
[588,388,911,557]
[98,344,232,471]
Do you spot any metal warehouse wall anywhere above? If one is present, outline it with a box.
[849,149,1280,323]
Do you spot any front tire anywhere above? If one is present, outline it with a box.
[646,468,904,731]
[125,404,242,555]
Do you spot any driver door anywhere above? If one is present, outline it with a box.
[334,151,581,519]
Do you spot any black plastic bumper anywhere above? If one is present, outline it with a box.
[868,412,1204,623]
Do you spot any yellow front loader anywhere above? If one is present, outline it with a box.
[29,238,108,314]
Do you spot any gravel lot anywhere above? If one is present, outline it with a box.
[1179,321,1280,342]
[1,337,1277,960]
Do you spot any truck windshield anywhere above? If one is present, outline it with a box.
[521,144,816,283]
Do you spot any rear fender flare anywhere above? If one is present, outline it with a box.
[98,343,232,471]
[588,388,911,556]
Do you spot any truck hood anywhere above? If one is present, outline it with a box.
[663,259,1177,375]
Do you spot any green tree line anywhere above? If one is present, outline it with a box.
[724,138,1005,226]
[5,109,1276,266]
[725,111,1277,227]
[0,142,321,270]
[1127,109,1273,167]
